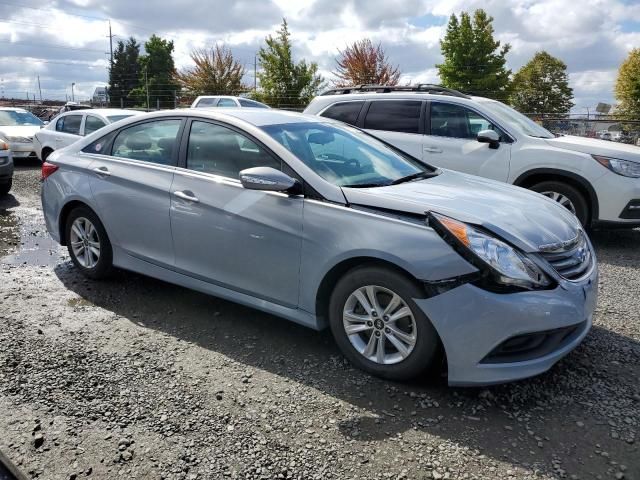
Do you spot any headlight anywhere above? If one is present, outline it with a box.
[430,212,551,290]
[592,155,640,178]
[6,136,32,144]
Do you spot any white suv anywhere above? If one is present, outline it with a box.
[304,85,640,228]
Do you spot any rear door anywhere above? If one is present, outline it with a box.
[361,100,425,159]
[55,114,83,149]
[424,101,511,181]
[87,117,184,267]
[170,119,303,307]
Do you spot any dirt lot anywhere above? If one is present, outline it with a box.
[1,162,639,480]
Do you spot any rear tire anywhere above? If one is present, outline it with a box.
[65,206,113,280]
[0,179,11,196]
[329,266,441,381]
[530,180,589,226]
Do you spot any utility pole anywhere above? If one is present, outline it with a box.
[71,82,75,102]
[108,20,114,68]
[254,54,257,91]
[145,68,149,110]
[37,75,42,103]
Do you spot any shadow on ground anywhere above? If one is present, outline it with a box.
[53,229,640,478]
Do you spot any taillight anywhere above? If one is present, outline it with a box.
[0,141,8,150]
[41,162,59,180]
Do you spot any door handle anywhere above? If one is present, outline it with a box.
[423,146,443,154]
[92,166,111,177]
[173,190,200,203]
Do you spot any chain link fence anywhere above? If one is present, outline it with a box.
[526,115,640,146]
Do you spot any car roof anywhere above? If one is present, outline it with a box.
[0,107,29,112]
[314,92,489,103]
[82,109,141,116]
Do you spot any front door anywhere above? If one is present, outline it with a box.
[88,118,183,267]
[423,101,511,181]
[170,119,303,307]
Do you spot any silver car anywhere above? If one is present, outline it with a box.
[40,109,598,386]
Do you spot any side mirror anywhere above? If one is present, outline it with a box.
[477,129,500,149]
[239,167,297,193]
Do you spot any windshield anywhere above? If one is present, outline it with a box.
[107,114,134,123]
[262,122,431,187]
[480,100,554,139]
[0,110,43,126]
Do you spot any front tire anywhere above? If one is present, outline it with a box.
[65,206,113,279]
[329,266,441,381]
[530,180,589,226]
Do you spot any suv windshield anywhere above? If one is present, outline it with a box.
[262,122,433,187]
[480,100,554,139]
[0,110,43,126]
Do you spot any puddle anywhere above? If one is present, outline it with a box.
[0,209,67,267]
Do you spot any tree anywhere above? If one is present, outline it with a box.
[108,37,141,108]
[256,19,324,108]
[437,9,511,100]
[510,51,573,115]
[615,48,640,119]
[333,39,400,86]
[177,45,246,95]
[132,35,180,109]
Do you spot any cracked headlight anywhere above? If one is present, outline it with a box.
[430,212,551,290]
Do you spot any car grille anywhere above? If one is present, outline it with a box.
[540,233,592,280]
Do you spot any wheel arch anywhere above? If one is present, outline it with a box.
[513,168,599,223]
[41,146,54,161]
[58,200,98,246]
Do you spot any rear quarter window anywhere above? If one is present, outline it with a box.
[320,101,364,126]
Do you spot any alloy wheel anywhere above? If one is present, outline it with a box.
[342,285,417,365]
[540,190,577,215]
[70,217,101,269]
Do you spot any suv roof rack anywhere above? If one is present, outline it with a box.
[320,84,471,99]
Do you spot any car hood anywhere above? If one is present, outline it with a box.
[546,135,640,161]
[342,170,581,253]
[0,125,41,139]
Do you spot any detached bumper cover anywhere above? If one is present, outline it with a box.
[415,266,598,386]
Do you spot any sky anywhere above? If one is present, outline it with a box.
[0,0,639,113]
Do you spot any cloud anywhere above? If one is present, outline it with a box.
[0,0,636,110]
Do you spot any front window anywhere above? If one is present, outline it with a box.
[0,110,43,126]
[195,98,218,108]
[112,119,182,165]
[238,98,269,108]
[479,100,554,139]
[430,103,499,139]
[106,114,134,123]
[217,98,237,107]
[261,122,432,187]
[84,115,107,135]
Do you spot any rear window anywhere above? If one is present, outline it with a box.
[320,101,364,126]
[363,100,422,134]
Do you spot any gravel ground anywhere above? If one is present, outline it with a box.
[1,162,638,480]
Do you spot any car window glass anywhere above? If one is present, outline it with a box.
[320,102,364,126]
[196,98,218,107]
[186,121,281,179]
[55,117,65,132]
[216,98,237,107]
[111,119,181,165]
[84,116,107,135]
[430,103,498,139]
[82,130,117,155]
[238,98,268,108]
[364,100,421,134]
[60,115,82,135]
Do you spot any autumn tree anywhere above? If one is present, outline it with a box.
[437,9,511,100]
[333,39,400,86]
[255,19,324,108]
[177,45,246,95]
[510,51,573,115]
[615,48,640,119]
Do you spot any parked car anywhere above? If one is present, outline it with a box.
[41,109,597,386]
[190,96,270,109]
[0,137,13,195]
[304,85,640,229]
[597,130,612,141]
[34,109,141,161]
[0,107,43,161]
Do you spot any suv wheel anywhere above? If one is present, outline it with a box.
[530,181,589,226]
[65,206,113,279]
[329,266,440,381]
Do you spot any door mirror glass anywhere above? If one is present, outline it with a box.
[240,167,296,192]
[477,129,500,148]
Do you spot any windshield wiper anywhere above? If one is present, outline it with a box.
[390,171,437,185]
[341,182,390,188]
